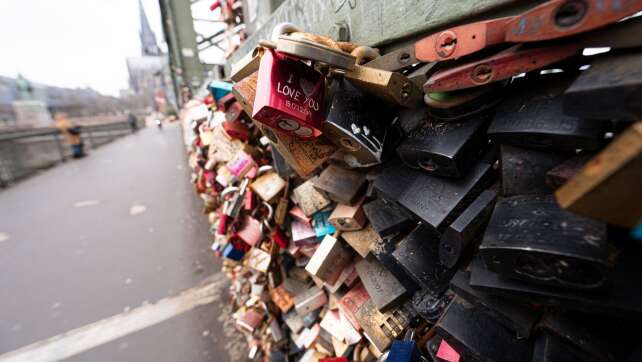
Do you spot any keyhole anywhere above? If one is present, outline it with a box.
[471,64,493,84]
[554,0,587,28]
[398,52,411,64]
[435,31,457,58]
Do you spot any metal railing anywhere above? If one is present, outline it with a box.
[0,120,144,187]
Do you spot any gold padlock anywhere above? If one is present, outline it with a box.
[274,177,290,226]
[292,177,331,217]
[343,47,422,108]
[341,224,381,258]
[250,166,286,203]
[556,121,642,227]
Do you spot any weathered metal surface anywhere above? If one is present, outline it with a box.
[439,190,497,268]
[397,116,488,178]
[488,75,606,151]
[450,271,539,339]
[229,0,523,68]
[374,161,494,231]
[499,145,570,196]
[564,52,642,120]
[392,224,456,295]
[480,194,608,290]
[355,255,409,312]
[435,296,533,362]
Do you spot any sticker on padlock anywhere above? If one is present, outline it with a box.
[226,150,256,179]
[252,48,325,139]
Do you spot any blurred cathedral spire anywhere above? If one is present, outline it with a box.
[139,0,161,56]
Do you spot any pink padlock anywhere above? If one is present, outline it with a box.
[252,49,325,139]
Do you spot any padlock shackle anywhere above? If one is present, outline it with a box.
[271,22,301,42]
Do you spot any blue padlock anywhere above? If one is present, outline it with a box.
[633,219,642,241]
[386,329,421,362]
[222,243,245,261]
[312,210,336,239]
[208,80,233,102]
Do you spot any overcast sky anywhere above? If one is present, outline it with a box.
[0,0,221,97]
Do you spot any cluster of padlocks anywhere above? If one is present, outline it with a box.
[184,1,642,361]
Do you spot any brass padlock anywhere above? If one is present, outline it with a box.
[328,198,366,231]
[270,284,295,313]
[274,177,290,226]
[356,255,409,312]
[292,177,331,216]
[250,165,286,203]
[313,164,367,205]
[230,46,264,83]
[304,234,353,284]
[355,299,412,353]
[341,223,380,258]
[344,47,422,108]
[556,122,642,228]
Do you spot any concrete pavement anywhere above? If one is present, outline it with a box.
[0,124,245,361]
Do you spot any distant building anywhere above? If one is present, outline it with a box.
[0,75,121,128]
[125,0,175,113]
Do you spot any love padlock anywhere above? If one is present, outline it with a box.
[252,48,325,139]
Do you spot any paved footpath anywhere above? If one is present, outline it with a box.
[0,124,245,362]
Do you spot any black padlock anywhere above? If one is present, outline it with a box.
[488,74,605,151]
[439,190,497,268]
[469,254,642,318]
[411,288,451,324]
[374,161,494,231]
[363,197,415,238]
[564,52,642,121]
[396,116,489,178]
[435,295,533,362]
[450,271,539,339]
[499,144,570,196]
[545,154,591,190]
[479,194,608,290]
[391,224,456,295]
[532,332,584,362]
[324,79,397,167]
[536,312,615,362]
[369,235,420,295]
